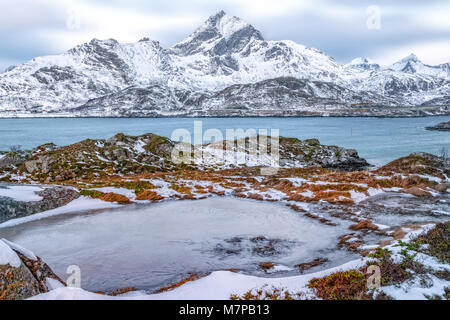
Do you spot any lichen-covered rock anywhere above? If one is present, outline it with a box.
[265,136,369,171]
[0,186,79,223]
[14,251,66,293]
[0,262,41,300]
[0,239,65,300]
[0,150,31,168]
[0,240,40,300]
[378,152,448,180]
[25,155,56,174]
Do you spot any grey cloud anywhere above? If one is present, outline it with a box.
[0,0,449,70]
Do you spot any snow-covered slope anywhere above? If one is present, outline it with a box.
[0,38,172,113]
[168,10,341,90]
[388,54,450,78]
[0,10,449,117]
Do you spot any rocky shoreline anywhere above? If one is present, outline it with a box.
[426,121,450,131]
[0,132,449,300]
[1,105,449,119]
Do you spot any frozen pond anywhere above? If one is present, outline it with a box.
[0,197,355,292]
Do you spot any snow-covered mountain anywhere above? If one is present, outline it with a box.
[345,57,380,71]
[0,10,449,117]
[388,54,450,77]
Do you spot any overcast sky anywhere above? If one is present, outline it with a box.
[1,0,450,71]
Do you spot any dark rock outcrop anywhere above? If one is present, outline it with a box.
[426,121,450,131]
[0,186,79,223]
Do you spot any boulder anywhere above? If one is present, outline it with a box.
[0,240,40,300]
[0,151,30,168]
[0,185,79,223]
[24,155,56,174]
[0,239,65,300]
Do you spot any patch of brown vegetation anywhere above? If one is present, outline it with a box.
[377,154,445,179]
[403,187,432,197]
[157,273,208,293]
[296,258,328,273]
[287,204,306,212]
[100,192,131,204]
[170,184,193,195]
[312,191,354,204]
[246,193,264,201]
[135,190,164,201]
[308,270,370,300]
[304,213,337,226]
[259,262,275,271]
[349,220,379,231]
[338,234,362,252]
[109,287,137,296]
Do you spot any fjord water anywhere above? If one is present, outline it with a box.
[0,116,449,165]
[0,198,354,292]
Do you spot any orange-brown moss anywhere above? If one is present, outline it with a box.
[349,220,379,231]
[157,273,207,293]
[308,270,369,300]
[100,192,131,204]
[135,190,164,201]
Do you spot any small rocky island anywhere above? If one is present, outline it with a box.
[426,121,450,131]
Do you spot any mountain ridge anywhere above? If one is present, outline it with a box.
[0,10,449,117]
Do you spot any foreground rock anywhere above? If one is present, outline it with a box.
[426,121,450,131]
[0,239,64,300]
[0,185,79,223]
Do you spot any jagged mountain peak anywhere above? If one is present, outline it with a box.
[346,57,380,71]
[1,11,450,117]
[169,11,263,56]
[350,57,373,65]
[390,53,423,73]
[401,53,420,63]
[1,65,16,74]
[387,53,450,77]
[89,38,119,45]
[205,10,262,41]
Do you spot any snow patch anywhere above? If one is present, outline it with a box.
[0,185,43,202]
[1,238,37,261]
[0,196,122,229]
[0,239,21,268]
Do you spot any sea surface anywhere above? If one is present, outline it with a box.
[0,116,449,165]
